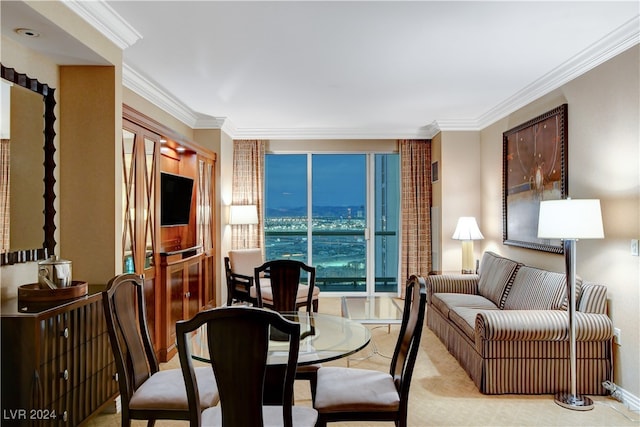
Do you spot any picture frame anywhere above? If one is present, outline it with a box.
[431,161,439,183]
[502,104,568,254]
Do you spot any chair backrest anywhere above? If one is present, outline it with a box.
[254,259,316,312]
[176,307,301,427]
[228,248,264,277]
[102,274,159,409]
[389,275,427,414]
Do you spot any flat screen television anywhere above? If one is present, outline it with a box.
[160,172,194,226]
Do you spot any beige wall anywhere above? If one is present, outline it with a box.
[479,45,640,396]
[439,131,482,273]
[59,66,118,284]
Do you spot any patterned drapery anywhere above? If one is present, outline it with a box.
[231,140,265,250]
[0,139,9,253]
[399,139,431,297]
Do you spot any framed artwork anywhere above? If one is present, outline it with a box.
[502,104,568,254]
[431,161,439,183]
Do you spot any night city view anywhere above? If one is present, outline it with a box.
[265,154,399,293]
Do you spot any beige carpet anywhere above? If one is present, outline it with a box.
[88,298,639,427]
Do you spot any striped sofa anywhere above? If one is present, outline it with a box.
[426,251,613,395]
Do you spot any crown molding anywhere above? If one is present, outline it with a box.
[63,0,142,49]
[213,124,440,140]
[122,63,201,127]
[475,15,640,130]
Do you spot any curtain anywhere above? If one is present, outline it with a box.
[231,140,265,250]
[197,159,213,252]
[399,139,431,297]
[0,139,9,253]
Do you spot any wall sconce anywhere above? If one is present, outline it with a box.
[229,205,258,225]
[452,217,484,274]
[538,198,604,411]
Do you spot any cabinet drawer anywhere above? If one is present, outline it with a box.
[68,298,108,348]
[44,363,119,427]
[38,354,74,407]
[38,313,71,364]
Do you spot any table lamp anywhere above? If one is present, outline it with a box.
[538,198,604,411]
[452,217,484,274]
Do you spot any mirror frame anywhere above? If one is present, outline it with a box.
[1,63,56,265]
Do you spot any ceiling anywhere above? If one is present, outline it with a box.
[2,1,639,139]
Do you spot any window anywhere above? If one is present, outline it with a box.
[265,153,400,295]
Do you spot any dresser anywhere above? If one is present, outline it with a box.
[1,285,118,426]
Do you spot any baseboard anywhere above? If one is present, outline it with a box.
[620,386,640,412]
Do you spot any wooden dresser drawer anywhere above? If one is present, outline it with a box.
[1,286,118,426]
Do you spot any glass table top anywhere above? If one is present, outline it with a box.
[189,311,371,366]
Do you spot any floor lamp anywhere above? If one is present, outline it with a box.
[537,198,604,411]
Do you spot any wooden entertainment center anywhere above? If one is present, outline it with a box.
[123,105,216,362]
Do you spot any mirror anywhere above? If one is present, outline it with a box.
[0,64,56,265]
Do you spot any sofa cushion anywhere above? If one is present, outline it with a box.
[449,306,499,340]
[432,293,498,319]
[503,266,568,310]
[477,252,521,309]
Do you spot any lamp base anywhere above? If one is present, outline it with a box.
[554,392,594,411]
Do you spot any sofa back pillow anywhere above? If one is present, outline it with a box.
[578,282,607,314]
[503,266,575,310]
[477,252,521,308]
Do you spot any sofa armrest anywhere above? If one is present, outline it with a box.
[426,274,479,304]
[475,310,613,344]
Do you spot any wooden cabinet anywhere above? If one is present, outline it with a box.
[1,286,118,426]
[122,105,217,362]
[157,248,203,362]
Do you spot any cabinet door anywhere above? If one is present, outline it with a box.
[197,157,216,308]
[185,257,202,319]
[121,120,160,275]
[168,263,185,347]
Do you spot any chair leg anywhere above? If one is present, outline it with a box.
[312,299,319,312]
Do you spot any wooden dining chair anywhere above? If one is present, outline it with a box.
[102,274,219,426]
[312,275,427,427]
[254,259,317,312]
[254,259,321,395]
[176,306,318,427]
[226,250,320,310]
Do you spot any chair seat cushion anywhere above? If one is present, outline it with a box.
[314,366,400,413]
[260,283,320,302]
[129,366,218,410]
[202,404,318,426]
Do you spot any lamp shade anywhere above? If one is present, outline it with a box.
[538,199,604,239]
[229,205,258,225]
[452,217,484,241]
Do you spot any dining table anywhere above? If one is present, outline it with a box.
[187,310,372,404]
